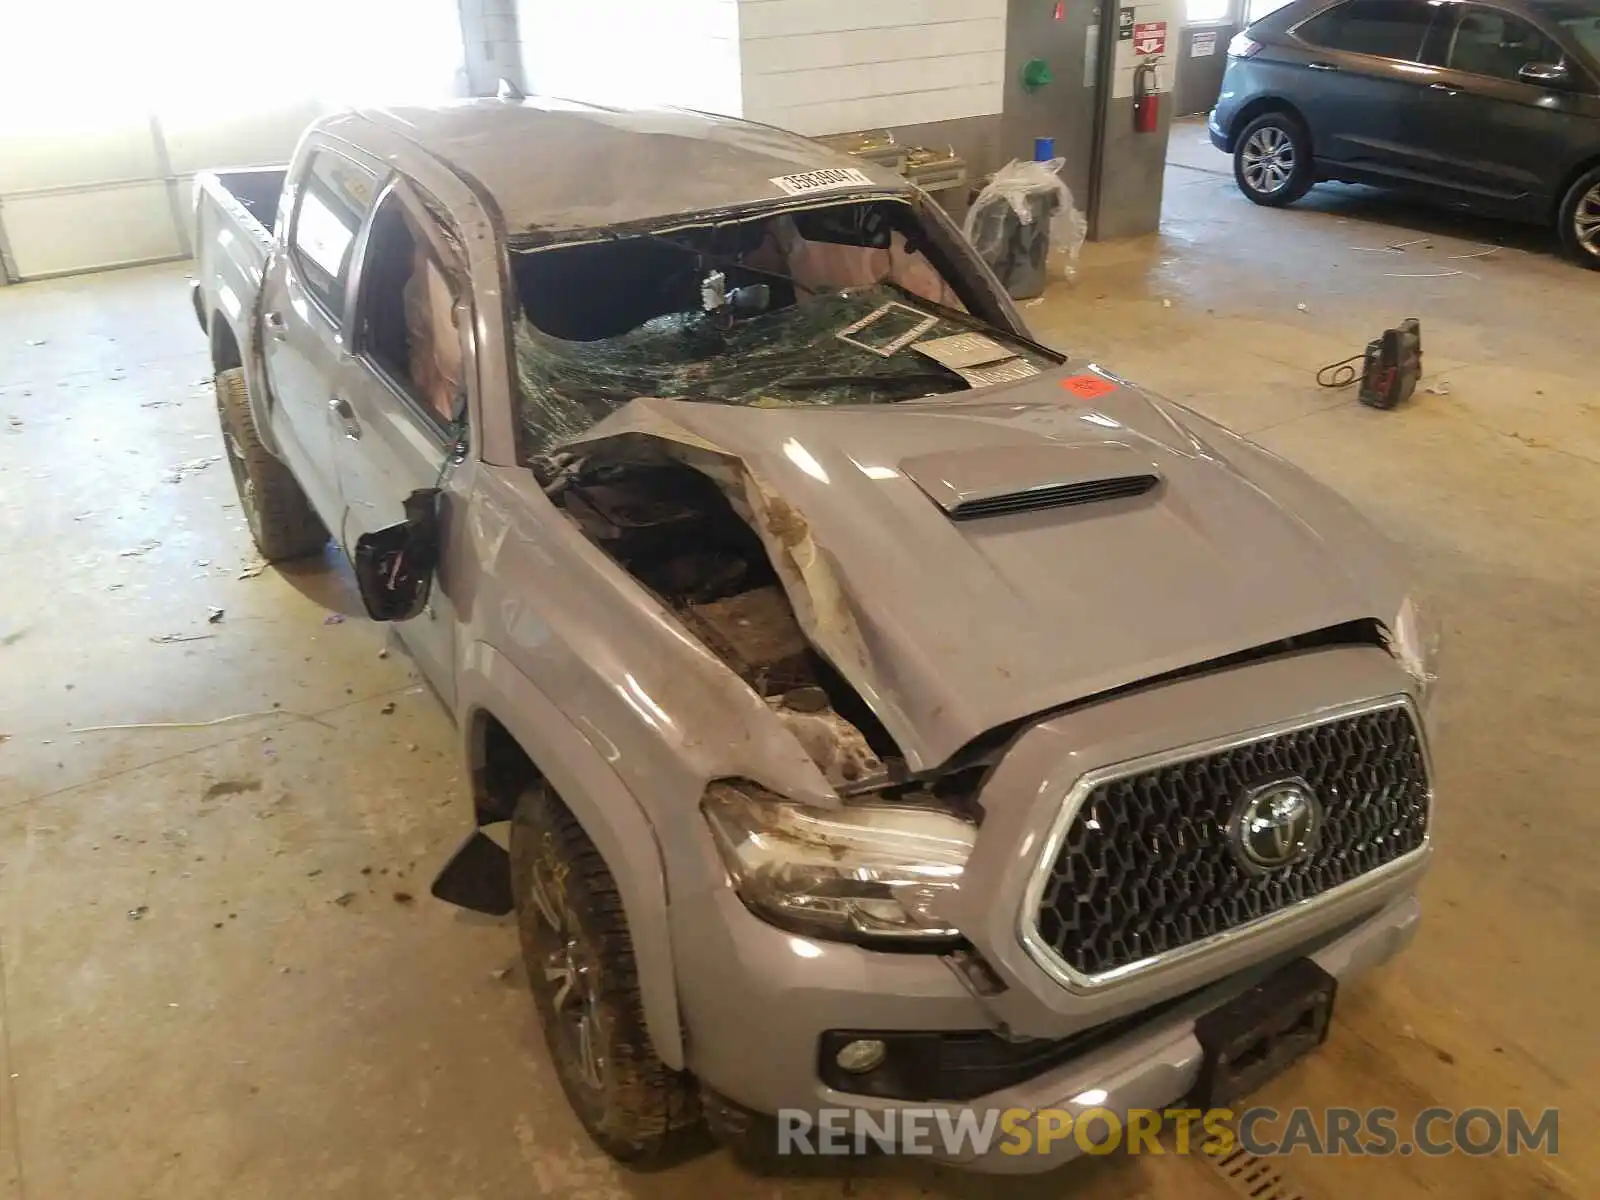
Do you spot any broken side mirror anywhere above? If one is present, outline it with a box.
[353,487,441,622]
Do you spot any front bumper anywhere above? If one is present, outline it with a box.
[677,886,1419,1173]
[670,648,1432,1172]
[858,893,1419,1173]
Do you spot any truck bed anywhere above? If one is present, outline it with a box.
[211,168,286,234]
[192,167,286,404]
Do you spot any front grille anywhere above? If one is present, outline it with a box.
[1029,702,1430,983]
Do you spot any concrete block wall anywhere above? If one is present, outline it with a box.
[738,0,1007,136]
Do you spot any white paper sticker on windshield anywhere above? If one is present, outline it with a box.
[769,168,875,196]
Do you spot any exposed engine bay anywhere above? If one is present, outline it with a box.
[552,459,898,793]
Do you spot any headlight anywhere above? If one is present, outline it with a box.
[1390,596,1442,710]
[702,781,976,944]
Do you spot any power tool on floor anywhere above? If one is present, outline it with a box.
[1316,318,1423,410]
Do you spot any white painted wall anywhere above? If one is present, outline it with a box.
[738,0,1007,136]
[517,0,743,115]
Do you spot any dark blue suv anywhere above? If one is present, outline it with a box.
[1210,0,1600,266]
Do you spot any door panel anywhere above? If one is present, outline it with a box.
[1412,4,1598,208]
[1288,0,1441,179]
[259,257,347,527]
[261,147,378,530]
[338,182,468,703]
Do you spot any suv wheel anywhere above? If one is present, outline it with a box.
[214,367,328,561]
[1233,113,1314,207]
[1558,167,1600,270]
[510,784,702,1162]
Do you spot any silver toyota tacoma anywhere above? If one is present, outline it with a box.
[191,97,1438,1171]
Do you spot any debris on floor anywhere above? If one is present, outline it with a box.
[333,892,356,907]
[208,607,226,624]
[202,779,260,801]
[127,905,149,921]
[150,633,213,644]
[119,540,161,558]
[238,559,269,580]
[1425,381,1453,396]
[323,613,346,626]
[392,892,414,905]
[162,456,222,484]
[380,701,396,715]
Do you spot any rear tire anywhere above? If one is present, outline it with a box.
[510,784,702,1162]
[1557,167,1600,270]
[215,368,327,561]
[1233,112,1315,208]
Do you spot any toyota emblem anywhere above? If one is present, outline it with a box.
[1230,779,1322,872]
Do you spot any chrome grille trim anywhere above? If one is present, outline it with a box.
[1017,694,1432,993]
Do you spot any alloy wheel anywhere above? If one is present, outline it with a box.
[222,430,263,543]
[1242,127,1296,195]
[1576,183,1600,259]
[530,861,607,1092]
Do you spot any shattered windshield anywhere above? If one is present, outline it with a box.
[509,200,1061,460]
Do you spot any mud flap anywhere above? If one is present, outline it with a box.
[430,829,514,915]
[1190,959,1336,1108]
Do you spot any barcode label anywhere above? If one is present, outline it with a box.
[769,168,875,196]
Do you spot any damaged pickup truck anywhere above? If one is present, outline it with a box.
[192,97,1439,1170]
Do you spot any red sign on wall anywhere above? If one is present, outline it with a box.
[1133,21,1168,55]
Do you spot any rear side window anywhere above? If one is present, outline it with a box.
[1439,6,1564,79]
[290,150,377,321]
[1297,0,1434,60]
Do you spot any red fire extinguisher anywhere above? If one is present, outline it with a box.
[1134,59,1161,133]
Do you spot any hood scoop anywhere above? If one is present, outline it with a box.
[900,442,1160,521]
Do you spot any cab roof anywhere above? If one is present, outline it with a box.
[358,98,912,242]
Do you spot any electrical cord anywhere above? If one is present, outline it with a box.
[1316,354,1364,389]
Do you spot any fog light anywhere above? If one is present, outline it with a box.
[835,1039,888,1074]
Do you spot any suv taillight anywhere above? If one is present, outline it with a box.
[1228,33,1263,57]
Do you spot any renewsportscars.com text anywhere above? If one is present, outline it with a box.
[776,1105,1559,1158]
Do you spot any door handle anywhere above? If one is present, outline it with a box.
[1307,61,1338,71]
[263,310,288,340]
[1428,82,1460,95]
[329,395,362,440]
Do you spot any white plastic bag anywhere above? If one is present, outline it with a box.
[963,157,1088,293]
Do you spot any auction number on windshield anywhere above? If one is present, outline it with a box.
[769,168,875,196]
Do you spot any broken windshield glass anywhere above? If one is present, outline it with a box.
[512,283,1059,460]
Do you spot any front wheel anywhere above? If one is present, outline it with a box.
[1558,168,1600,270]
[1233,113,1315,208]
[510,785,702,1162]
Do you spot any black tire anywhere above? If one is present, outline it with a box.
[1557,167,1600,270]
[510,784,702,1162]
[1233,112,1315,208]
[215,368,328,561]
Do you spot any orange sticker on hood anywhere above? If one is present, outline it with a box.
[1061,374,1118,399]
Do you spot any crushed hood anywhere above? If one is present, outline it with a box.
[562,371,1401,772]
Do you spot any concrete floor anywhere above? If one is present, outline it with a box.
[1,129,1597,1198]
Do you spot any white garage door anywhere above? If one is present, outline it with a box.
[0,1,462,283]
